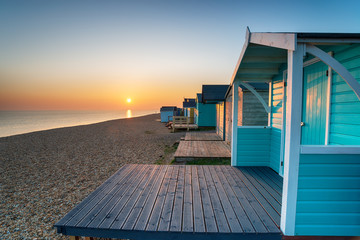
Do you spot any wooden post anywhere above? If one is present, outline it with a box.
[281,43,304,236]
[231,81,239,166]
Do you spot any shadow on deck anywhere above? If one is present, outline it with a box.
[55,164,283,240]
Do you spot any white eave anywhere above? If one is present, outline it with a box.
[230,28,360,87]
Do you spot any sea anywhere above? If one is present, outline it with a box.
[0,110,158,138]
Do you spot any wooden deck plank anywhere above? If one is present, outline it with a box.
[262,167,283,186]
[122,165,164,230]
[221,166,266,232]
[110,165,159,229]
[55,165,283,239]
[247,168,282,202]
[184,132,222,141]
[253,167,283,194]
[158,165,179,231]
[56,164,134,226]
[80,165,152,228]
[240,168,282,214]
[197,166,217,233]
[65,165,140,227]
[169,165,185,232]
[133,165,169,231]
[146,166,174,231]
[191,166,206,232]
[174,141,231,159]
[182,165,193,232]
[259,167,284,190]
[208,166,243,233]
[214,166,255,233]
[99,165,152,229]
[203,166,230,233]
[231,167,280,231]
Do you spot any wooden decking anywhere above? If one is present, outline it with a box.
[175,132,230,161]
[55,164,283,240]
[174,141,231,161]
[184,131,222,141]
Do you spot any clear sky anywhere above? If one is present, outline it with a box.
[1,0,359,110]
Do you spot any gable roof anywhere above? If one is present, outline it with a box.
[160,106,177,111]
[196,93,202,103]
[202,85,229,103]
[230,28,360,86]
[183,98,196,108]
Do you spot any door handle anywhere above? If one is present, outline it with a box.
[301,122,305,127]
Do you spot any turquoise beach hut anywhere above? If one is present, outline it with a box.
[195,93,216,127]
[197,85,228,131]
[230,28,360,237]
[160,106,177,123]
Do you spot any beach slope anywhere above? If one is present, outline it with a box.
[0,113,183,239]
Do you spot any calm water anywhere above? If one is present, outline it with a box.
[0,110,158,138]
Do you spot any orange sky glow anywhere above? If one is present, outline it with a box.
[1,1,356,111]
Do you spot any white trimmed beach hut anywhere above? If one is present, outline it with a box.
[230,28,360,237]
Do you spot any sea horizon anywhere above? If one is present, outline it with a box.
[0,109,158,138]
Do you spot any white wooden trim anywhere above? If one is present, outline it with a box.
[325,65,333,145]
[268,81,272,126]
[237,126,270,129]
[298,38,360,44]
[301,145,360,154]
[279,71,287,177]
[223,101,226,140]
[231,81,239,166]
[230,28,251,86]
[281,43,304,236]
[303,51,332,67]
[306,44,360,100]
[249,32,296,51]
[239,82,271,113]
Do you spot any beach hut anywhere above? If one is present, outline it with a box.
[223,82,269,144]
[182,98,196,123]
[194,93,216,127]
[230,28,360,237]
[160,106,177,123]
[198,84,228,134]
[54,29,360,240]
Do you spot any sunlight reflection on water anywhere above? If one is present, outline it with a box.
[126,109,132,118]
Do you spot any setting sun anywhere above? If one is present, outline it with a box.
[126,98,131,103]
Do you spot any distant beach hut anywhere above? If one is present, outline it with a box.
[160,106,177,123]
[182,98,196,123]
[196,85,228,134]
[194,93,214,127]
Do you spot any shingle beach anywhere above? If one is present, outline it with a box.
[0,114,184,239]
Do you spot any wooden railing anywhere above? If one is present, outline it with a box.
[172,116,197,132]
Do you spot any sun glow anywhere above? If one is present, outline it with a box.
[127,98,131,103]
[126,109,132,118]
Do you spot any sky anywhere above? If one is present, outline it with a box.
[1,0,360,111]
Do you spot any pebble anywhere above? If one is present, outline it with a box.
[0,114,184,239]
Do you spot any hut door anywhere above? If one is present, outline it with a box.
[301,61,328,144]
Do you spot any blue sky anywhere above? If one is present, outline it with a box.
[1,0,360,110]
